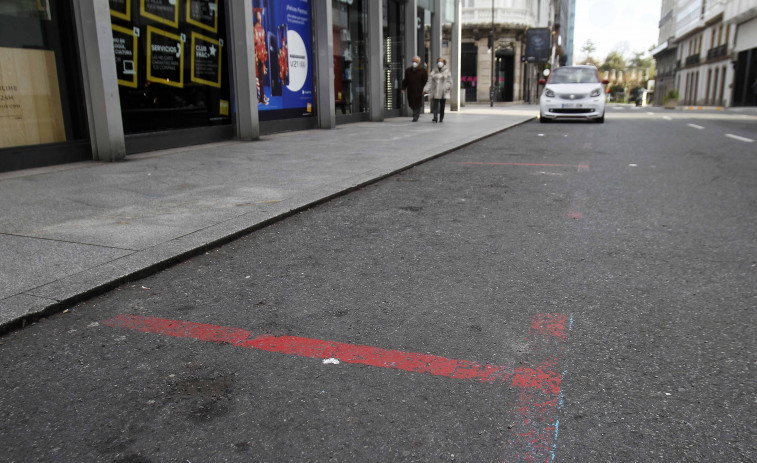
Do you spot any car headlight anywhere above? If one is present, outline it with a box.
[545,88,555,97]
[590,87,601,97]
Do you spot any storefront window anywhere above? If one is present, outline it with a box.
[383,0,404,113]
[109,0,231,134]
[332,0,367,116]
[0,0,87,149]
[253,0,315,121]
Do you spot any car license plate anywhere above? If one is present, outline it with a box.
[562,103,582,108]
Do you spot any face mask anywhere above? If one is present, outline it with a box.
[412,62,418,68]
[437,62,444,69]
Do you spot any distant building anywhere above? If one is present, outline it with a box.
[566,0,576,65]
[675,0,733,106]
[727,0,757,106]
[438,0,571,103]
[651,0,678,106]
[657,0,757,107]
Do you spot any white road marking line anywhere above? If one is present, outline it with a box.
[647,112,654,115]
[687,123,705,130]
[725,134,754,143]
[663,116,672,120]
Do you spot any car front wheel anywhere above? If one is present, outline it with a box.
[539,113,550,123]
[595,113,605,123]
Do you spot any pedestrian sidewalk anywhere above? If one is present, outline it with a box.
[0,105,537,332]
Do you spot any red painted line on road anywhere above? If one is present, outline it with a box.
[103,313,571,461]
[454,162,590,168]
[102,314,565,392]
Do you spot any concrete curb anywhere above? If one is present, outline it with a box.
[0,116,535,335]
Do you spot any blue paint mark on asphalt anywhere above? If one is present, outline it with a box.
[551,315,574,461]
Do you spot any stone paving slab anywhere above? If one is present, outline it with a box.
[0,105,537,332]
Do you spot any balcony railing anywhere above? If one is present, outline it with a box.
[685,54,701,66]
[706,44,728,60]
[460,7,536,26]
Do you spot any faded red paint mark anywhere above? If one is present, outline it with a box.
[563,196,587,221]
[103,313,571,462]
[455,162,590,168]
[102,314,565,392]
[530,313,569,340]
[505,313,570,463]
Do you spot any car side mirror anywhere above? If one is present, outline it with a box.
[539,79,546,85]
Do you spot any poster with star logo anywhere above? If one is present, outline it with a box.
[191,32,222,88]
[187,0,218,33]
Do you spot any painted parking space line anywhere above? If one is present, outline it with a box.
[687,123,705,130]
[454,162,590,169]
[725,133,754,143]
[104,313,572,461]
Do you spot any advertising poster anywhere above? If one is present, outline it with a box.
[252,0,313,120]
[0,47,65,148]
[109,0,131,21]
[112,24,138,88]
[526,28,550,63]
[140,0,179,28]
[146,26,184,88]
[191,32,222,88]
[187,0,218,33]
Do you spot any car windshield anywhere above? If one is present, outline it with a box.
[549,68,600,84]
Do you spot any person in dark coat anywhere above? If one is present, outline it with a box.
[402,56,428,122]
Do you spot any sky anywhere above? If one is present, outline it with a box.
[573,0,663,63]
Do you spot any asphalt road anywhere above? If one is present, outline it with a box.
[1,107,755,462]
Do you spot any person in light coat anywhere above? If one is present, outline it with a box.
[424,57,452,123]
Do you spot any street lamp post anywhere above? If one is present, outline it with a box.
[490,0,494,107]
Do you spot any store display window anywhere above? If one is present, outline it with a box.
[332,0,367,116]
[109,0,231,134]
[0,0,88,149]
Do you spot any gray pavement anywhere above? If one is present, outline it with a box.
[0,104,537,333]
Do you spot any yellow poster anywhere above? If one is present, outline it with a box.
[112,24,139,88]
[147,26,184,88]
[140,0,179,28]
[0,47,65,148]
[186,0,218,33]
[110,0,131,21]
[191,32,222,88]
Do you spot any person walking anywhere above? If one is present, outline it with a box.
[401,56,428,122]
[425,57,452,123]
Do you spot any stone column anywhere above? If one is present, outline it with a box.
[73,0,125,161]
[404,0,418,117]
[229,0,259,140]
[450,0,462,110]
[314,0,335,129]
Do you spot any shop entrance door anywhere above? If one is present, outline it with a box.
[495,50,514,102]
[461,42,477,103]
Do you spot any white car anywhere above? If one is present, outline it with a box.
[539,65,607,123]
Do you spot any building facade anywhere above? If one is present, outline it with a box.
[439,0,567,104]
[727,0,757,106]
[652,0,678,106]
[656,0,757,107]
[0,0,455,173]
[675,0,733,106]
